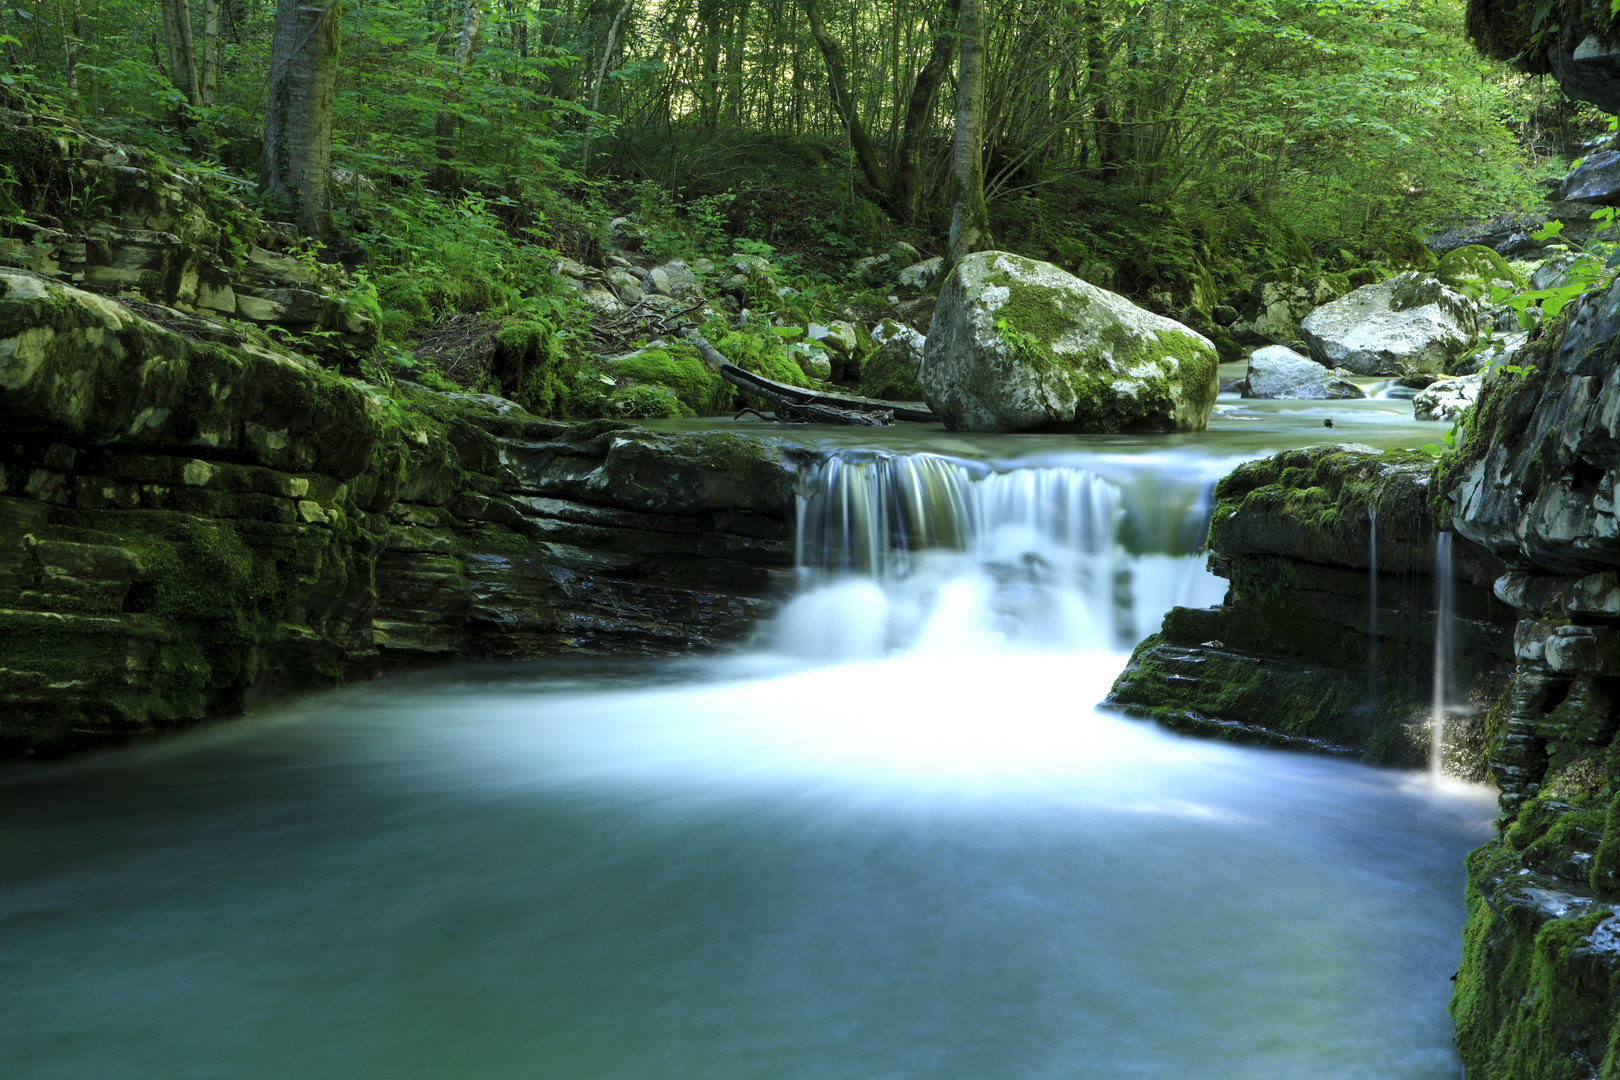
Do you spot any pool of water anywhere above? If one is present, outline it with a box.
[0,385,1486,1079]
[0,652,1491,1080]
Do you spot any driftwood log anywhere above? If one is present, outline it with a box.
[681,328,939,426]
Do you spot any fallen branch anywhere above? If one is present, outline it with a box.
[681,328,939,425]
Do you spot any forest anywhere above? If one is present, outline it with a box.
[0,0,1600,412]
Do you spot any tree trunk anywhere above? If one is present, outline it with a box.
[264,0,340,237]
[201,0,220,106]
[798,0,890,206]
[57,0,81,95]
[895,0,957,222]
[581,0,633,175]
[162,0,203,109]
[948,0,992,266]
[433,0,482,192]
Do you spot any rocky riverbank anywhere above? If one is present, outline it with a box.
[1107,443,1516,769]
[0,266,809,760]
[1110,269,1620,1075]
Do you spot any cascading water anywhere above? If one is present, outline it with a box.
[777,450,1227,659]
[1432,531,1455,778]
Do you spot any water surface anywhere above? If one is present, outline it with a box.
[0,386,1489,1079]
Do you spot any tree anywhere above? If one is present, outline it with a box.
[161,0,203,110]
[264,0,340,237]
[433,0,484,193]
[948,0,991,265]
[799,0,958,223]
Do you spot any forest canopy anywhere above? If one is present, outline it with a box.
[0,0,1601,322]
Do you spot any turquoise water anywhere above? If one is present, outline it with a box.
[0,391,1489,1079]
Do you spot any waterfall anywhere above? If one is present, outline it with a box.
[1431,531,1455,778]
[776,450,1229,660]
[1368,508,1379,716]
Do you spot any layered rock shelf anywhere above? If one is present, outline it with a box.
[1111,272,1620,1075]
[1108,443,1516,767]
[0,267,808,759]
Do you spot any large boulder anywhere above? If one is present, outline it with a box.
[1300,272,1479,376]
[1241,345,1364,400]
[919,251,1218,432]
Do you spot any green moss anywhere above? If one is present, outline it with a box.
[690,430,779,473]
[857,343,924,400]
[1209,445,1438,552]
[377,272,432,330]
[606,384,686,418]
[614,344,733,414]
[1110,633,1384,752]
[1451,856,1620,1080]
[1438,244,1526,299]
[715,329,812,387]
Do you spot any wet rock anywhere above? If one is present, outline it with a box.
[0,271,813,758]
[1107,443,1514,767]
[1300,272,1479,376]
[918,250,1218,433]
[1561,149,1620,204]
[1445,273,1620,572]
[1413,372,1482,421]
[1241,345,1364,400]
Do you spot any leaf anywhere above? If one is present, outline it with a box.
[1531,219,1565,241]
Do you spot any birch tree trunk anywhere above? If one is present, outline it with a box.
[581,0,634,176]
[57,0,81,96]
[948,0,992,266]
[263,0,340,237]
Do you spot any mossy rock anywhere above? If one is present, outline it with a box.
[713,329,813,388]
[1436,244,1525,300]
[918,251,1219,432]
[611,343,733,415]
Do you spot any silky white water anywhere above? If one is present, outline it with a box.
[0,418,1494,1080]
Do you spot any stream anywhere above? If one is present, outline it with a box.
[0,377,1497,1079]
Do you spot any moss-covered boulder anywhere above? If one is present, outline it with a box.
[1436,244,1525,300]
[607,343,732,415]
[859,319,926,400]
[1230,267,1355,346]
[0,268,375,477]
[918,251,1218,433]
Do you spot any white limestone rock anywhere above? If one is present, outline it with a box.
[1242,345,1365,400]
[1300,273,1479,376]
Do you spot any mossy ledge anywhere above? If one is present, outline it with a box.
[0,268,812,761]
[1106,443,1517,770]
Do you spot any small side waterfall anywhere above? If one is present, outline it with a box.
[778,451,1229,659]
[1367,508,1380,716]
[1431,531,1455,777]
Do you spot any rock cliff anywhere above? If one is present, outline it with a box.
[0,267,808,759]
